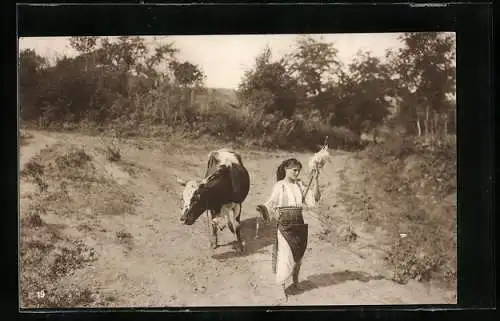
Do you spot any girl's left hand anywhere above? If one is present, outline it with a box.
[314,167,321,201]
[314,189,321,202]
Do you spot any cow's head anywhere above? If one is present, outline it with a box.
[177,177,209,225]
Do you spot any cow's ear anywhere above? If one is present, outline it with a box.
[197,178,206,188]
[176,177,187,186]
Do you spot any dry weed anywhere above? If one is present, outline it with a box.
[20,222,98,308]
[20,130,34,146]
[20,141,138,308]
[339,137,457,288]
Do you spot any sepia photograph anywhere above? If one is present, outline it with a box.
[18,32,457,308]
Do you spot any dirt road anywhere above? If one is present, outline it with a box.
[19,130,455,307]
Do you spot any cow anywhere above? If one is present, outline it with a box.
[177,148,250,253]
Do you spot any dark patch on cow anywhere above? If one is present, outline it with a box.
[202,150,250,208]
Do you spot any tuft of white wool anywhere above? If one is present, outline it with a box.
[213,149,239,167]
[308,145,331,171]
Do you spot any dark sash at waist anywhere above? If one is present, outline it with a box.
[274,206,309,264]
[277,206,304,225]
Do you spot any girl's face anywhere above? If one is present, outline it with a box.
[285,165,301,180]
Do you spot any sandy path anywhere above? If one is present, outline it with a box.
[19,130,455,307]
[19,131,59,168]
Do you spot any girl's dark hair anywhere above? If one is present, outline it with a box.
[276,158,302,181]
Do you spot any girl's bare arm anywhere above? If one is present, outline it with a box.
[263,181,281,211]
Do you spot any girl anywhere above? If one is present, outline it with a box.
[256,158,321,300]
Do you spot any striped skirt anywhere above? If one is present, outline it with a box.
[272,206,308,285]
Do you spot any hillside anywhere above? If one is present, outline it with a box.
[194,87,238,108]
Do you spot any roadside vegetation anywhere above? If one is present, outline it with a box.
[20,143,137,308]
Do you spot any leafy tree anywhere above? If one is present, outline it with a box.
[335,51,393,135]
[18,49,49,120]
[69,36,98,53]
[237,46,301,117]
[168,60,205,117]
[33,56,120,123]
[95,36,148,83]
[289,36,342,96]
[19,49,48,89]
[390,32,456,137]
[68,36,98,71]
[144,43,179,79]
[18,34,212,132]
[286,36,343,119]
[170,61,205,87]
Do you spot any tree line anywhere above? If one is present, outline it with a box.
[238,33,456,143]
[19,33,456,150]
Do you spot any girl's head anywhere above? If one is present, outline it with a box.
[276,158,303,181]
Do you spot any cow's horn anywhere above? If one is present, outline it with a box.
[176,177,187,186]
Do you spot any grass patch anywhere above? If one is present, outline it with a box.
[19,141,139,308]
[20,220,98,308]
[116,230,133,240]
[20,130,34,146]
[116,230,134,251]
[338,136,457,288]
[22,143,138,218]
[106,144,121,162]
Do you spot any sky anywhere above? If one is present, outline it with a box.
[19,33,407,89]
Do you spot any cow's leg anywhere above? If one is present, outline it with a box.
[207,210,218,249]
[232,204,245,253]
[255,215,261,239]
[206,210,212,235]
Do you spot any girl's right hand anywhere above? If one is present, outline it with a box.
[256,204,271,223]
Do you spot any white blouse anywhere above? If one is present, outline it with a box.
[263,179,316,214]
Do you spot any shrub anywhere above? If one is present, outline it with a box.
[385,216,456,285]
[352,134,457,287]
[54,148,92,169]
[276,118,363,151]
[21,159,45,178]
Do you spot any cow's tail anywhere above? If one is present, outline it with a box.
[228,220,235,234]
[205,152,219,178]
[236,202,242,223]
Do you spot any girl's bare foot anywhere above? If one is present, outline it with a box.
[282,284,288,302]
[272,285,288,305]
[287,282,302,295]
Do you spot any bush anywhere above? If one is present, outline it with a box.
[354,134,457,287]
[197,104,248,139]
[21,159,45,178]
[234,114,364,151]
[54,148,92,169]
[384,218,455,284]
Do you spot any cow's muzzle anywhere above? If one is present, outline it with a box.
[180,210,187,223]
[180,210,194,225]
